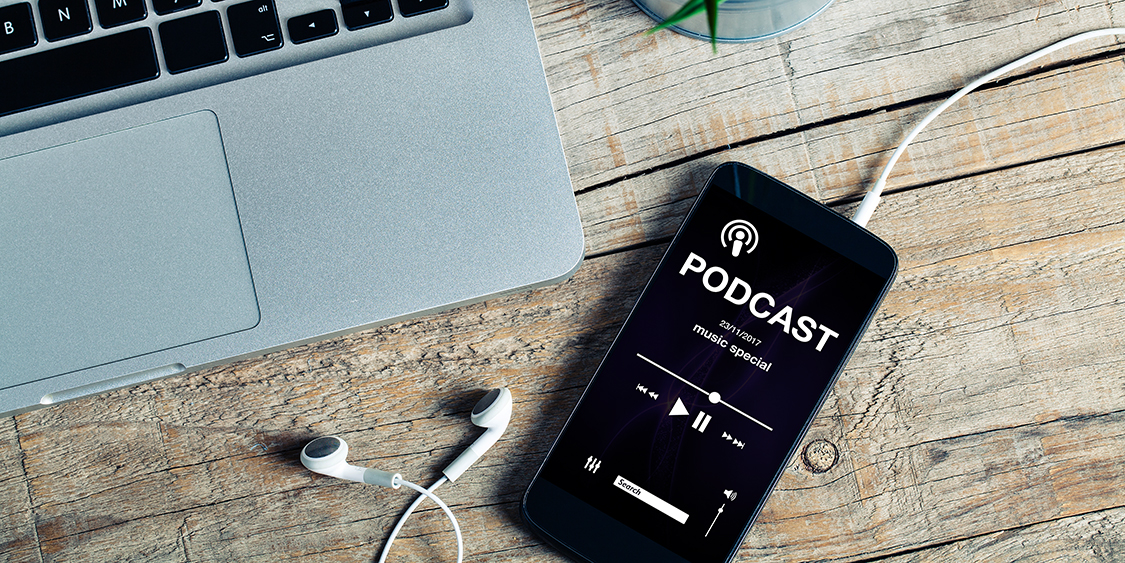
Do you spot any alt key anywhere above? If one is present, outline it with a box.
[227,0,282,57]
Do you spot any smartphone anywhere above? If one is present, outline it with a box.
[522,162,898,563]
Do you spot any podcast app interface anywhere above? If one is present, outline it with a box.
[540,185,888,562]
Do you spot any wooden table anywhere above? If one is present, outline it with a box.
[4,0,1125,560]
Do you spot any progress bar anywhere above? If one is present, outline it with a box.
[637,353,774,432]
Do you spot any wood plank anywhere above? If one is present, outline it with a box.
[780,0,1124,121]
[843,143,1125,443]
[743,411,1125,561]
[877,505,1125,562]
[531,0,799,188]
[575,55,1125,256]
[22,421,178,559]
[533,0,1125,188]
[0,417,38,563]
[804,57,1125,201]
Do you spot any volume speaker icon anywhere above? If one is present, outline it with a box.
[723,490,737,501]
[720,220,759,257]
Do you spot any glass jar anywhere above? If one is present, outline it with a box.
[634,0,832,42]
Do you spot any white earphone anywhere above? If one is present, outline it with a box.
[441,387,512,481]
[299,436,402,487]
[300,387,514,563]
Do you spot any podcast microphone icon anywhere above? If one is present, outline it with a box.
[720,220,758,257]
[731,232,746,256]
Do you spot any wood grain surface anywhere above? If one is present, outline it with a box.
[3,0,1124,560]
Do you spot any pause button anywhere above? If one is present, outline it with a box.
[692,411,712,432]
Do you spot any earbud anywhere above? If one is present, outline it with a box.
[300,389,512,563]
[442,387,512,481]
[300,436,401,488]
[300,388,512,485]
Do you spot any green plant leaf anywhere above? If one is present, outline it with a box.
[704,0,719,52]
[645,0,706,34]
[644,0,729,52]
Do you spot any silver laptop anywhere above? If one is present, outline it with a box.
[0,0,584,416]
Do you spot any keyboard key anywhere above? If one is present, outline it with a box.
[158,11,227,73]
[152,0,201,16]
[0,28,158,117]
[0,3,37,55]
[39,0,92,41]
[287,9,337,44]
[398,0,445,17]
[227,0,282,57]
[341,0,391,30]
[94,0,146,28]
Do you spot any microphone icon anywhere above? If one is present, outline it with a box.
[731,234,745,256]
[720,220,758,257]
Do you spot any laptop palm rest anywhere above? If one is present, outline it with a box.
[0,111,260,390]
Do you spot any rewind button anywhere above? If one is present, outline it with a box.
[288,10,338,44]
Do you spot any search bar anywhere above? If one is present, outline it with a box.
[613,475,689,524]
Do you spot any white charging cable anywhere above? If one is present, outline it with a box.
[379,476,462,563]
[852,28,1125,228]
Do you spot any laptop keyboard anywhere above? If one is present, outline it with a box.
[0,0,471,118]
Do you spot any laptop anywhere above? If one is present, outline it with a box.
[0,0,585,416]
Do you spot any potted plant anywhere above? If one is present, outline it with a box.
[639,0,835,49]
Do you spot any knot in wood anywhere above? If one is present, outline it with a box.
[801,439,839,474]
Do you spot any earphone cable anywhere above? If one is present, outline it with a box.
[851,28,1125,228]
[377,476,462,563]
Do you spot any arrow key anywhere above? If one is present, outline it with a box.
[341,0,392,30]
[399,0,446,18]
[287,10,337,44]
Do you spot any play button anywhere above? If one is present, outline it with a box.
[669,397,689,417]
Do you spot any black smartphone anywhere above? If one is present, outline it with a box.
[522,162,898,563]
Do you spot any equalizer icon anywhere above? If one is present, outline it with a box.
[584,456,602,474]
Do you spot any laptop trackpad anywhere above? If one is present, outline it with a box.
[1,111,259,387]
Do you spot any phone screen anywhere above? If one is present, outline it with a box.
[533,166,895,562]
